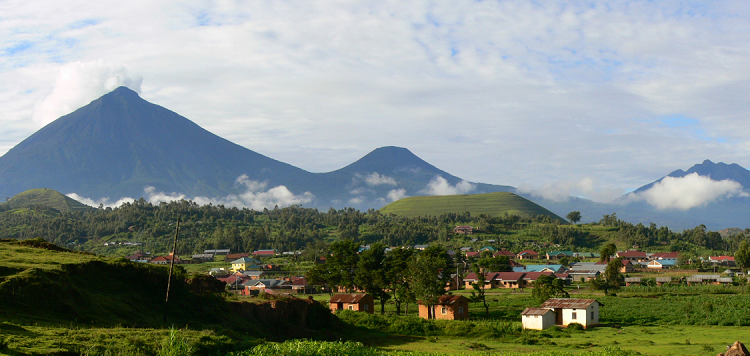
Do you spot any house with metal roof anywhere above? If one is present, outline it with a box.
[538,298,600,329]
[525,264,567,274]
[521,308,556,330]
[647,259,676,269]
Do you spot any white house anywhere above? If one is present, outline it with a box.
[539,298,600,329]
[521,308,556,330]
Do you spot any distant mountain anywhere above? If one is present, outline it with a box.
[0,87,317,201]
[0,87,511,210]
[1,188,90,213]
[519,160,750,231]
[2,87,748,229]
[633,160,750,193]
[380,192,565,222]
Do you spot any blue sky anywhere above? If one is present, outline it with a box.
[1,0,749,204]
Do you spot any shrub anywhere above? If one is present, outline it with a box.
[567,323,584,331]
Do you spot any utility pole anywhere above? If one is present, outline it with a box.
[163,216,181,324]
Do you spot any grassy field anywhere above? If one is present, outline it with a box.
[3,238,750,355]
[379,192,566,221]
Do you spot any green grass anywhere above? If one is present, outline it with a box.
[379,192,566,221]
[1,188,90,213]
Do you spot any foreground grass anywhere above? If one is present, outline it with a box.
[0,323,233,355]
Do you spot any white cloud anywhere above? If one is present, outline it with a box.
[422,176,475,196]
[66,193,134,208]
[386,188,407,202]
[2,0,750,200]
[32,61,142,126]
[629,173,748,210]
[517,177,624,203]
[348,197,364,205]
[364,172,397,186]
[66,174,313,210]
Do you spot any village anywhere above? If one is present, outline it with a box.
[116,224,747,334]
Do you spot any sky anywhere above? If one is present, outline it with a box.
[2,0,750,205]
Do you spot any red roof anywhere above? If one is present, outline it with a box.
[463,272,491,281]
[710,256,735,261]
[493,250,515,257]
[465,251,481,257]
[151,255,181,262]
[329,294,370,303]
[252,250,276,256]
[617,250,648,258]
[493,272,526,281]
[518,250,538,256]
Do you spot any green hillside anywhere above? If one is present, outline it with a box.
[379,192,566,222]
[2,188,90,212]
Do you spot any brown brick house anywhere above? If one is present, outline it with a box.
[329,294,374,314]
[418,295,469,320]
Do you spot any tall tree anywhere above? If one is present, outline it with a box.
[385,247,415,315]
[326,239,361,292]
[566,211,582,224]
[408,252,450,320]
[604,258,624,288]
[599,243,617,263]
[469,265,489,317]
[355,242,390,314]
[532,274,569,302]
[735,241,750,272]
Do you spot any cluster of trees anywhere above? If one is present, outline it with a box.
[306,241,454,317]
[2,199,750,261]
[600,213,737,252]
[0,200,560,255]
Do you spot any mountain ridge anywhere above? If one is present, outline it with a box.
[1,87,749,229]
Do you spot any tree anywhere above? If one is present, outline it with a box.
[355,242,390,314]
[476,255,511,272]
[385,247,415,315]
[408,253,450,320]
[604,258,624,288]
[599,243,617,263]
[326,239,360,292]
[469,265,489,317]
[566,211,582,224]
[532,274,569,302]
[592,258,624,296]
[735,241,750,272]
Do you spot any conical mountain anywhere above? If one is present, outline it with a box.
[0,87,318,200]
[320,146,514,207]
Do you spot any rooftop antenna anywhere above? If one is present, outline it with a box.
[164,216,181,324]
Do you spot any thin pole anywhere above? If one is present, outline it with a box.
[164,216,181,324]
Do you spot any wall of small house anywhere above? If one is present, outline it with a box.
[560,304,598,328]
[522,313,555,330]
[418,304,430,319]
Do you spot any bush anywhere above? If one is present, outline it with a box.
[567,323,584,331]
